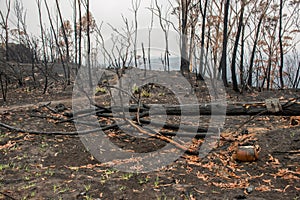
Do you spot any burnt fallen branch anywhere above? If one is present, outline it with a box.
[0,121,121,136]
[64,98,300,117]
[68,98,300,116]
[138,119,220,133]
[125,119,199,155]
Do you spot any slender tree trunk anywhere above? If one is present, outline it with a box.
[44,0,67,81]
[86,0,92,87]
[37,0,48,94]
[155,0,169,72]
[0,0,12,61]
[266,51,272,90]
[248,11,265,87]
[77,0,82,70]
[148,2,154,71]
[74,0,78,73]
[231,2,244,92]
[278,0,284,89]
[293,61,300,88]
[132,0,141,68]
[218,0,230,87]
[180,0,190,75]
[0,73,8,102]
[240,23,245,91]
[55,0,70,85]
[189,17,197,73]
[198,0,208,81]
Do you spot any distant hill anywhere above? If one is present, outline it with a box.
[0,43,32,63]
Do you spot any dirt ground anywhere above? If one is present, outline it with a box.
[0,69,299,200]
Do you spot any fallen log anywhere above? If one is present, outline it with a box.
[70,98,300,116]
[132,99,300,116]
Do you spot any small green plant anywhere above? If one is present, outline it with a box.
[290,132,296,137]
[45,169,55,176]
[104,169,117,176]
[16,155,23,160]
[85,195,93,200]
[25,87,31,93]
[154,176,160,188]
[30,191,36,197]
[40,142,49,149]
[0,164,9,171]
[156,193,168,200]
[95,86,107,94]
[24,164,30,172]
[35,172,42,177]
[84,184,91,192]
[53,184,58,193]
[53,184,69,194]
[22,183,36,190]
[10,162,17,169]
[100,178,106,184]
[141,89,151,98]
[119,185,127,191]
[132,84,140,94]
[122,173,133,180]
[58,187,69,193]
[138,176,150,185]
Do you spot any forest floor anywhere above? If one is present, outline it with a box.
[0,69,299,200]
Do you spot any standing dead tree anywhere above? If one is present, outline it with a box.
[13,0,37,84]
[96,16,133,76]
[36,0,49,94]
[230,0,245,92]
[55,0,71,85]
[0,0,11,62]
[154,0,171,72]
[197,0,208,81]
[218,0,230,87]
[131,0,141,69]
[147,0,154,71]
[77,0,82,71]
[278,0,284,89]
[86,0,92,87]
[179,0,191,75]
[247,1,269,88]
[44,0,67,84]
[73,0,78,73]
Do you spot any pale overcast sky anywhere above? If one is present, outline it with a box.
[0,0,177,39]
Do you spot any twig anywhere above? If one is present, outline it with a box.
[138,119,218,133]
[126,119,198,155]
[0,121,114,136]
[0,191,17,200]
[29,113,63,121]
[136,91,141,125]
[41,102,58,114]
[57,110,107,124]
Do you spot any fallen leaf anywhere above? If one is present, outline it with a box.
[256,185,271,192]
[272,168,300,180]
[0,141,16,150]
[267,154,281,166]
[196,171,209,181]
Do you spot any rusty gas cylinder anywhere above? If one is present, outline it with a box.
[233,145,260,162]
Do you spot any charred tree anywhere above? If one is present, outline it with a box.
[231,0,245,92]
[218,0,230,87]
